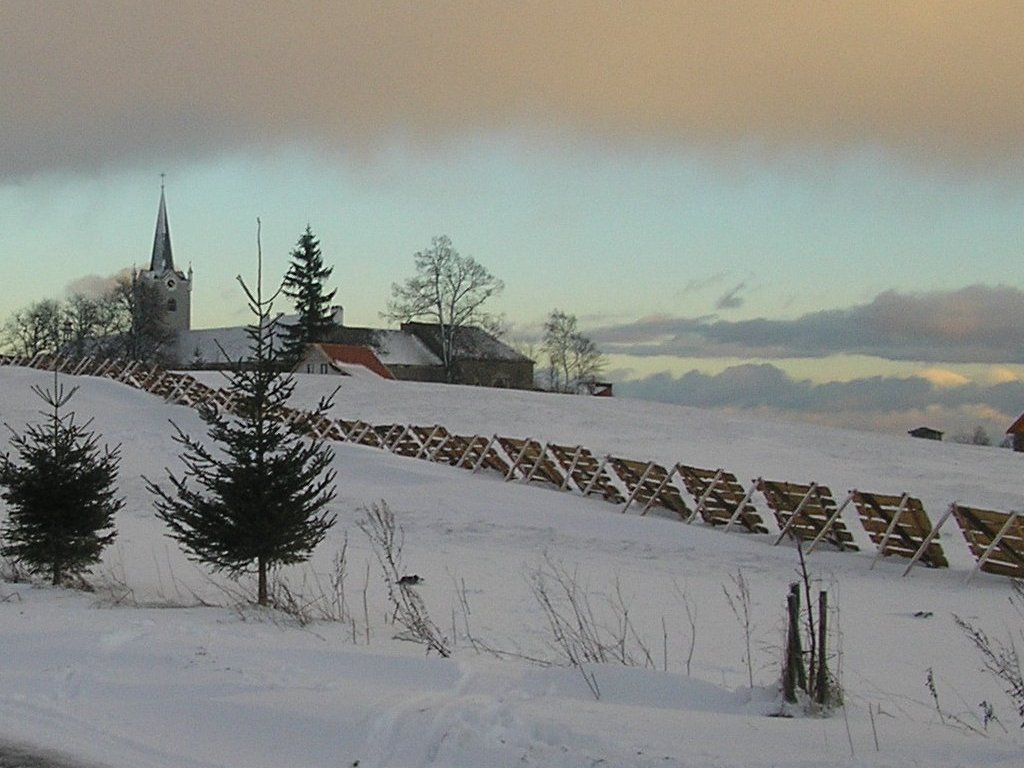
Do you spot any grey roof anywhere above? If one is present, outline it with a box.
[149,188,175,274]
[402,322,531,362]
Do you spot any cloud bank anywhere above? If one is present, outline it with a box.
[3,2,1024,178]
[593,285,1024,364]
[615,363,1023,438]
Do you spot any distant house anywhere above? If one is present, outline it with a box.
[173,316,533,390]
[908,426,944,441]
[328,325,447,383]
[281,319,533,390]
[398,322,534,389]
[293,343,395,380]
[1005,413,1024,452]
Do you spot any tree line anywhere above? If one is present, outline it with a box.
[2,228,606,391]
[2,272,175,364]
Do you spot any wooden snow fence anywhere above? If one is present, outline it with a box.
[607,457,689,518]
[429,434,510,476]
[952,504,1024,581]
[373,424,406,451]
[407,425,450,460]
[676,465,768,534]
[382,425,425,457]
[851,491,950,573]
[342,420,387,448]
[497,437,566,488]
[310,413,346,441]
[757,480,858,552]
[12,354,1024,583]
[423,430,475,466]
[546,444,625,503]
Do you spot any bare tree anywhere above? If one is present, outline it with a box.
[542,310,605,394]
[385,235,504,382]
[62,294,107,359]
[954,580,1024,728]
[952,426,993,447]
[2,299,63,357]
[98,272,175,363]
[3,269,173,363]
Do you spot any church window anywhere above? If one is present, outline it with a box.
[167,298,177,312]
[320,363,329,374]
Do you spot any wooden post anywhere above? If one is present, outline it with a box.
[686,467,723,524]
[723,479,760,532]
[560,446,584,491]
[784,583,805,703]
[870,493,910,569]
[816,590,829,706]
[773,481,819,546]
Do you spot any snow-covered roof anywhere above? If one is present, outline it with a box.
[371,329,442,367]
[172,318,532,371]
[174,326,259,365]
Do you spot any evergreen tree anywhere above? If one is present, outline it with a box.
[147,224,337,605]
[0,374,121,585]
[281,225,338,363]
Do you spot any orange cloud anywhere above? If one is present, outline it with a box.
[983,367,1022,385]
[916,368,970,388]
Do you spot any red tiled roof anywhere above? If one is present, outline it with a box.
[316,343,395,380]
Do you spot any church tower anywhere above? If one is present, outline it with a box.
[139,183,192,334]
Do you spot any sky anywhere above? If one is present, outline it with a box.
[2,2,1024,438]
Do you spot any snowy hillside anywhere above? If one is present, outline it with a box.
[1,365,1023,767]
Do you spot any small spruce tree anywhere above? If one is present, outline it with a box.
[281,225,338,363]
[0,373,122,586]
[146,222,337,605]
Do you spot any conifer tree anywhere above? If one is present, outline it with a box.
[281,225,338,362]
[0,373,121,586]
[147,222,337,605]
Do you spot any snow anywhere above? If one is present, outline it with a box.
[370,329,442,367]
[1,365,1023,767]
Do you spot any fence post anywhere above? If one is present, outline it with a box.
[784,583,804,703]
[815,590,829,707]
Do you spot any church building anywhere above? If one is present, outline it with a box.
[149,187,534,388]
[139,184,192,334]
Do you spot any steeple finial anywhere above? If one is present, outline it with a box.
[150,182,174,273]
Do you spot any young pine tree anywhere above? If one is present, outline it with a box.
[146,223,337,605]
[0,373,122,586]
[281,225,338,363]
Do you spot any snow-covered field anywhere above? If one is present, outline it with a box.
[2,365,1023,767]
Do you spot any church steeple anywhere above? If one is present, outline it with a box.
[150,181,175,274]
[140,179,192,337]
